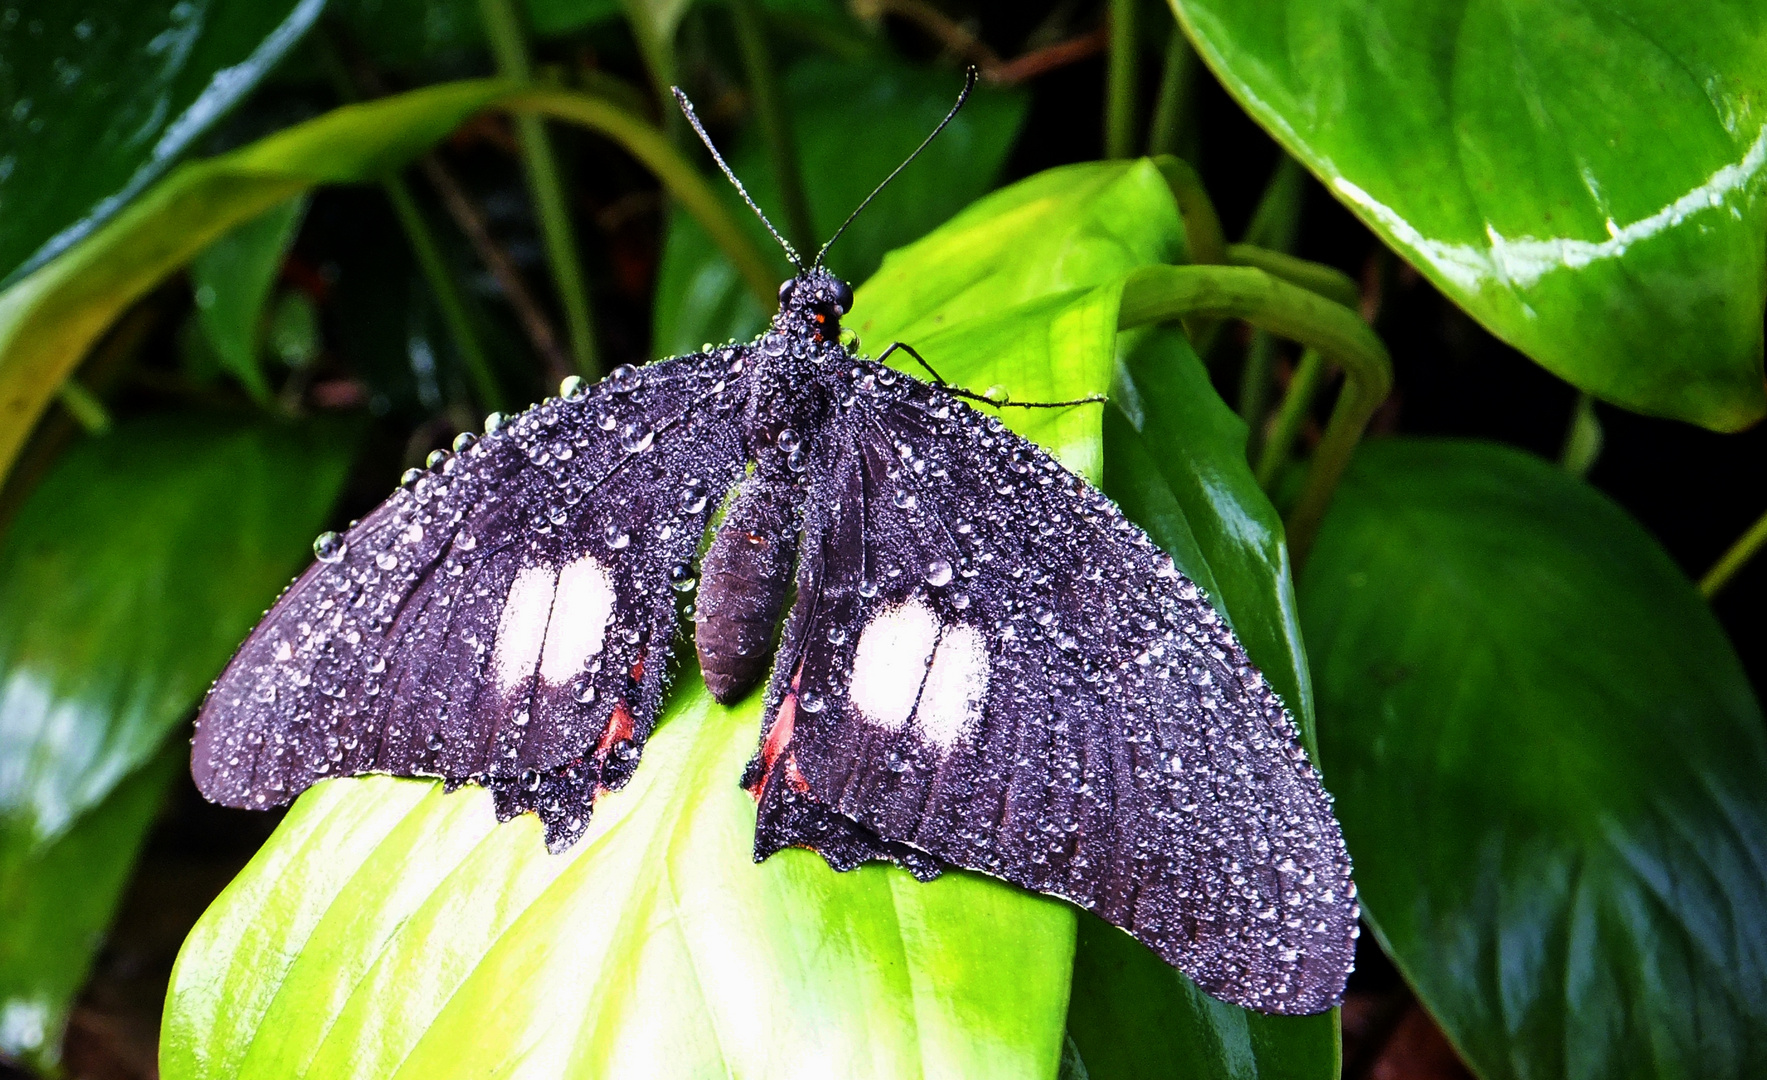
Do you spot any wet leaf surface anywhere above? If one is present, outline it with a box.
[1301,438,1767,1079]
[0,416,353,1071]
[1171,0,1767,430]
[0,0,324,287]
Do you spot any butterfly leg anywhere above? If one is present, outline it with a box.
[876,341,1106,410]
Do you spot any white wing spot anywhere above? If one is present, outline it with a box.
[917,624,988,750]
[849,598,939,730]
[492,565,558,694]
[540,555,616,685]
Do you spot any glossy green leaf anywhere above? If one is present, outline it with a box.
[164,691,1076,1080]
[1301,439,1767,1079]
[856,159,1186,482]
[1067,913,1339,1080]
[0,78,768,485]
[1170,0,1767,430]
[1105,328,1313,744]
[1062,331,1334,1079]
[653,57,1027,358]
[191,196,308,401]
[0,746,179,1072]
[0,0,325,287]
[0,416,353,1071]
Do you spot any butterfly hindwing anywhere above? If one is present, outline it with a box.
[749,361,1357,1014]
[193,351,750,849]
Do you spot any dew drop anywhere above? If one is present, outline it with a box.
[452,431,477,453]
[559,375,585,399]
[484,412,506,434]
[679,479,709,514]
[923,558,953,587]
[619,422,655,453]
[604,524,631,550]
[314,531,347,563]
[776,428,801,454]
[608,364,641,393]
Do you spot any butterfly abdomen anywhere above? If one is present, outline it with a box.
[696,472,802,703]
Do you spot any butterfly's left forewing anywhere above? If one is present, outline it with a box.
[749,362,1357,1014]
[193,351,750,849]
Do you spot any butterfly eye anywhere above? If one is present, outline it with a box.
[777,280,796,307]
[833,280,854,314]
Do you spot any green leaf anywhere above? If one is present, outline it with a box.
[1063,331,1334,1078]
[1105,328,1313,745]
[0,415,354,1071]
[0,79,772,485]
[0,0,326,287]
[1067,913,1339,1080]
[163,691,1076,1080]
[652,57,1028,359]
[1300,438,1767,1079]
[191,196,308,401]
[856,159,1187,482]
[1170,0,1767,431]
[0,746,180,1073]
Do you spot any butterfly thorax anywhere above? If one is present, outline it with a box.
[698,269,854,703]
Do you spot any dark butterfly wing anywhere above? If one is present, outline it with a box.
[193,350,750,850]
[748,361,1357,1014]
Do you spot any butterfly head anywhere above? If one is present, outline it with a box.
[774,268,854,344]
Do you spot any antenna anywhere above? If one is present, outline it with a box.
[813,66,978,270]
[672,86,804,272]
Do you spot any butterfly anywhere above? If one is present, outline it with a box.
[190,69,1358,1016]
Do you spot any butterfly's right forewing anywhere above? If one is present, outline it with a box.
[193,351,751,849]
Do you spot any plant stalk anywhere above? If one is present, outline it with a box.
[1118,264,1392,563]
[56,381,111,434]
[1559,391,1603,477]
[1255,348,1324,489]
[729,0,815,257]
[1700,509,1767,598]
[383,176,506,413]
[478,0,600,376]
[507,87,779,304]
[1147,29,1196,158]
[1105,0,1138,159]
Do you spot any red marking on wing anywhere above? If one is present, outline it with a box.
[762,693,797,772]
[630,656,646,683]
[596,701,635,756]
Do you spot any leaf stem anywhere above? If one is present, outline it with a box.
[418,154,573,384]
[1559,391,1603,477]
[729,0,815,257]
[1105,0,1138,159]
[1146,29,1196,158]
[1119,264,1392,562]
[1151,156,1225,266]
[1226,244,1359,310]
[478,0,600,376]
[383,176,506,413]
[1255,348,1324,489]
[1700,509,1767,598]
[507,87,779,305]
[56,381,111,434]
